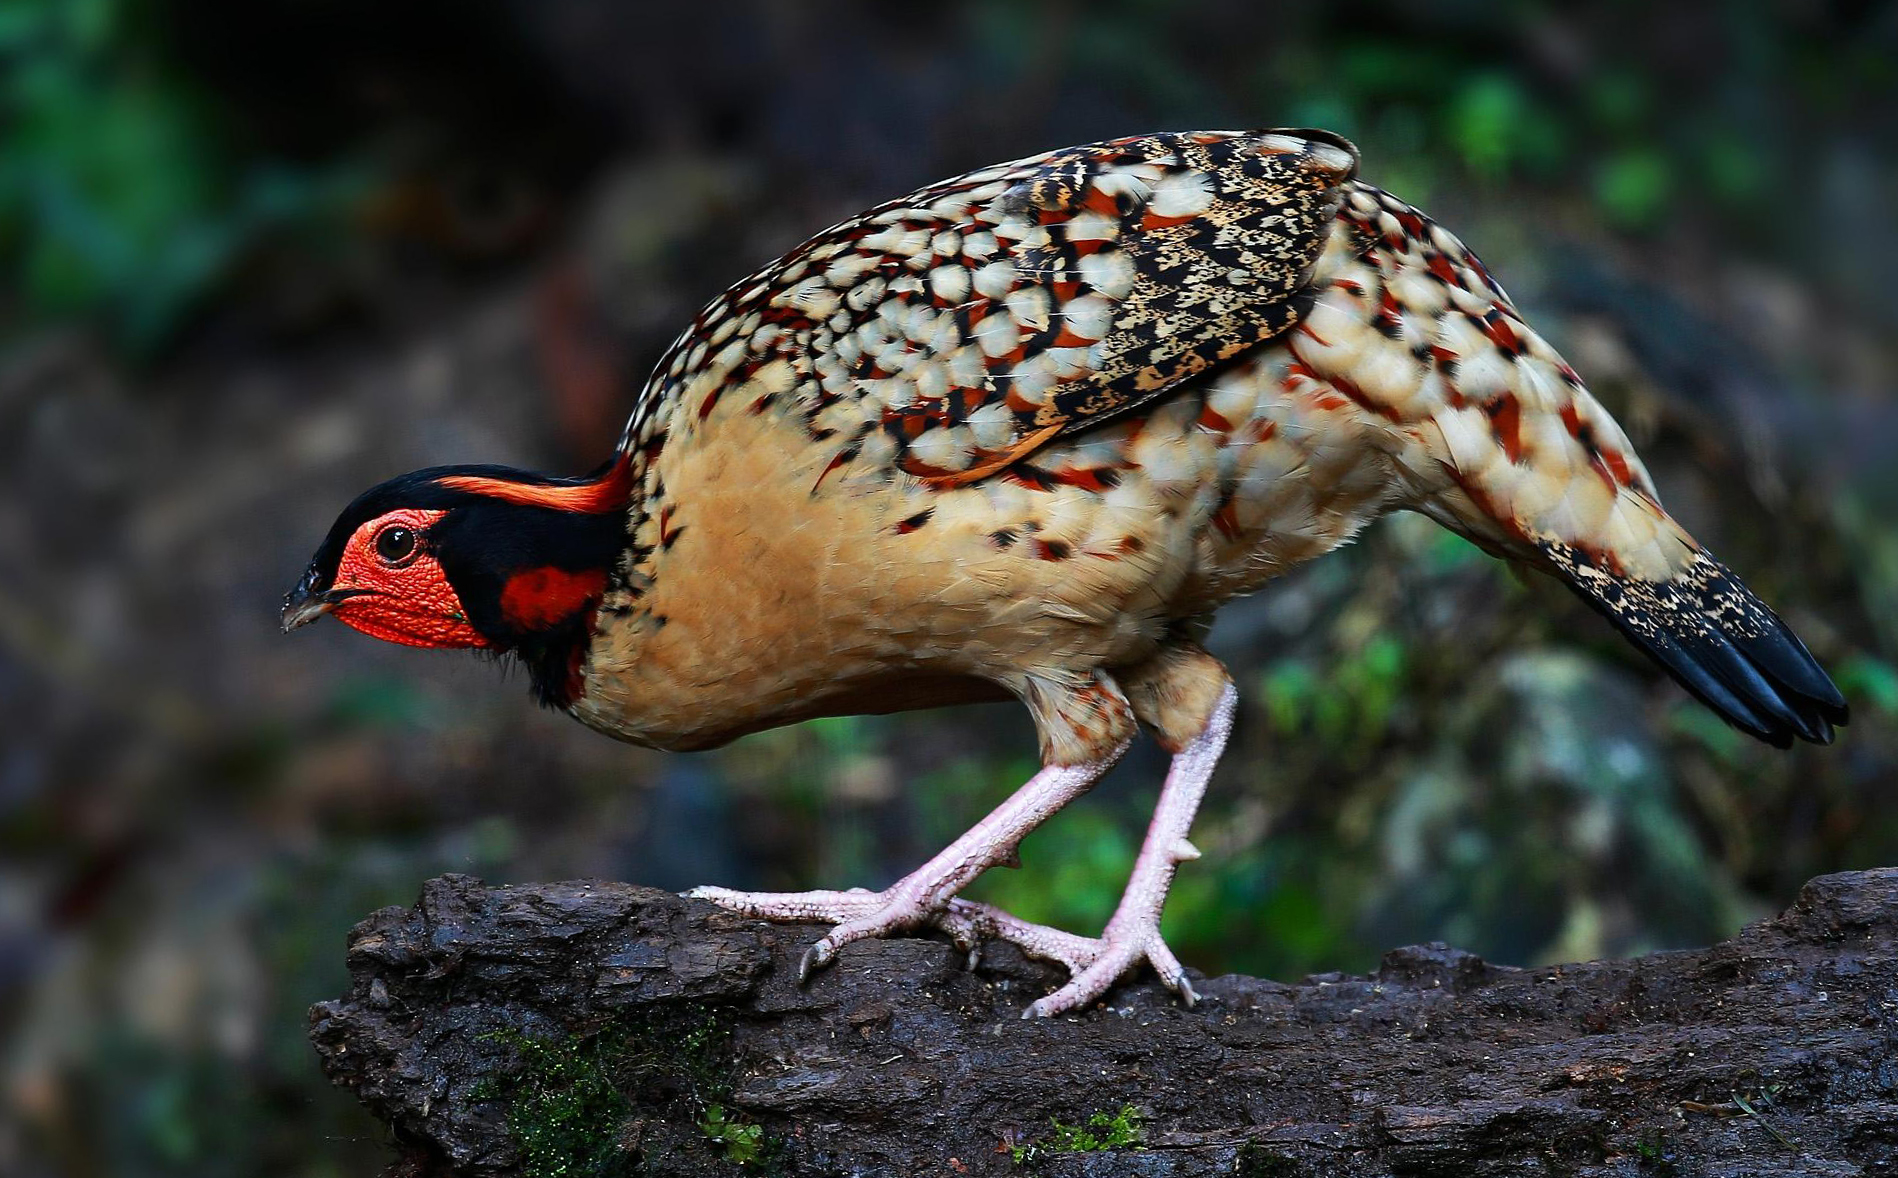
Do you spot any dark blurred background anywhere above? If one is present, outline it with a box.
[2,1,1895,1173]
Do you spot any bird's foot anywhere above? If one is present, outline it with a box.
[1023,918,1196,1018]
[979,680,1238,1017]
[944,899,1196,1016]
[688,754,1122,983]
[688,885,1195,1013]
[687,884,987,981]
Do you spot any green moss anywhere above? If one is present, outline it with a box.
[1630,1133,1678,1175]
[485,1026,638,1178]
[476,1005,776,1175]
[1012,1104,1144,1165]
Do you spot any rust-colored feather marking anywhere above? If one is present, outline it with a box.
[920,422,1064,487]
[437,452,637,514]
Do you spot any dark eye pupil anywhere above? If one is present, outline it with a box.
[376,526,416,563]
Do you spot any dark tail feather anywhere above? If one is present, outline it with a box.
[1540,542,1848,748]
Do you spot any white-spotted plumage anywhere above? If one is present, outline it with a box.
[572,132,1843,1013]
[302,128,1846,1018]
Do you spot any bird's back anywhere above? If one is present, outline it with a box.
[574,133,1841,753]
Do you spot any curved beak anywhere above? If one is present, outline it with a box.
[282,572,372,634]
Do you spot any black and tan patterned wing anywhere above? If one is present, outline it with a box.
[619,129,1358,485]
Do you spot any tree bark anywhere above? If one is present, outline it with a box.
[310,870,1898,1177]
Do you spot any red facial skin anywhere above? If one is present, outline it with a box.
[328,509,489,649]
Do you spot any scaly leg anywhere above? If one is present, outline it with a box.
[689,739,1131,979]
[984,680,1233,1017]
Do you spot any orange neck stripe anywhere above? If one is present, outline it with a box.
[436,452,635,514]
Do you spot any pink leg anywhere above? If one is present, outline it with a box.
[1014,681,1237,1017]
[689,739,1131,979]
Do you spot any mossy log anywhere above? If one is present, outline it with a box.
[311,870,1898,1176]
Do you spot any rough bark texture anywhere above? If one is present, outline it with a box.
[311,870,1898,1177]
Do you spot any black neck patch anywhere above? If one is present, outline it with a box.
[427,498,625,709]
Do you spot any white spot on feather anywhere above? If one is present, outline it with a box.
[782,277,839,319]
[944,345,987,388]
[1064,211,1120,242]
[910,359,948,402]
[966,401,1015,450]
[973,259,1016,299]
[975,314,1021,358]
[1005,286,1053,333]
[860,225,932,257]
[907,425,975,472]
[1061,294,1113,341]
[1078,249,1137,300]
[824,254,881,286]
[1149,170,1215,219]
[929,265,971,304]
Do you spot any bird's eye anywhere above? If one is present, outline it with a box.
[374,525,418,565]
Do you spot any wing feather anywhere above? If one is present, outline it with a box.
[615,129,1359,486]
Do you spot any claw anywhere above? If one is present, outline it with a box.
[798,942,832,984]
[1019,682,1236,1016]
[686,754,1125,999]
[681,701,1241,1020]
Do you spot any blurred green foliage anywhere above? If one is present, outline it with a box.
[975,0,1891,251]
[0,0,363,353]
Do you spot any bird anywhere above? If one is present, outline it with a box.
[284,129,1847,1017]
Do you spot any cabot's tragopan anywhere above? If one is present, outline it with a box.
[286,130,1846,1016]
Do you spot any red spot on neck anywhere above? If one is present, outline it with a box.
[500,567,608,630]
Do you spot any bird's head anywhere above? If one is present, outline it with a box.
[283,455,635,706]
